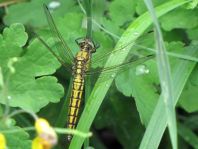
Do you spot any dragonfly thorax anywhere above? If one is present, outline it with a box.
[75,51,90,62]
[72,51,90,77]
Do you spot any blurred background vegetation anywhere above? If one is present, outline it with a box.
[0,0,198,149]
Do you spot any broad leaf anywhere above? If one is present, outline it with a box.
[0,23,64,112]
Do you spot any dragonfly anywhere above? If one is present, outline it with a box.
[37,4,154,141]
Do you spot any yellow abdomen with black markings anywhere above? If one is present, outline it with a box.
[67,50,90,141]
[67,76,84,129]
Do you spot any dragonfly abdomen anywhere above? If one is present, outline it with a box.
[67,55,88,141]
[67,76,84,130]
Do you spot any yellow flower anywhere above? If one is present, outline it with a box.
[0,133,6,149]
[32,118,57,149]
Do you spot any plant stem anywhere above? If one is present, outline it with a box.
[84,0,92,39]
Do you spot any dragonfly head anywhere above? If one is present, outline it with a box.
[75,37,99,53]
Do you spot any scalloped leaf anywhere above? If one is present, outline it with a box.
[115,60,159,125]
[0,23,64,112]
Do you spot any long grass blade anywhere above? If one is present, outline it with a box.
[143,0,177,148]
[84,0,92,39]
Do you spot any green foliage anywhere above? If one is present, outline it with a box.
[69,1,195,149]
[0,24,64,112]
[109,0,136,26]
[115,60,159,125]
[0,0,197,149]
[95,93,145,149]
[0,119,31,149]
[3,0,78,27]
[160,8,198,31]
[178,122,198,149]
[179,67,198,112]
[140,43,198,149]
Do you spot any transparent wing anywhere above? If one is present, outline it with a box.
[84,54,154,84]
[43,4,74,64]
[91,31,154,67]
[86,54,154,76]
[35,34,73,73]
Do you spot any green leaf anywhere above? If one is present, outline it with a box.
[3,23,28,47]
[0,120,31,149]
[0,24,25,70]
[187,63,198,86]
[3,0,77,27]
[109,0,137,26]
[115,61,159,125]
[0,23,64,112]
[187,28,198,40]
[179,77,198,112]
[177,52,198,112]
[98,0,139,38]
[160,8,198,31]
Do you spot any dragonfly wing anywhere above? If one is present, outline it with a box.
[86,55,154,82]
[43,4,74,64]
[91,31,154,67]
[36,34,73,73]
